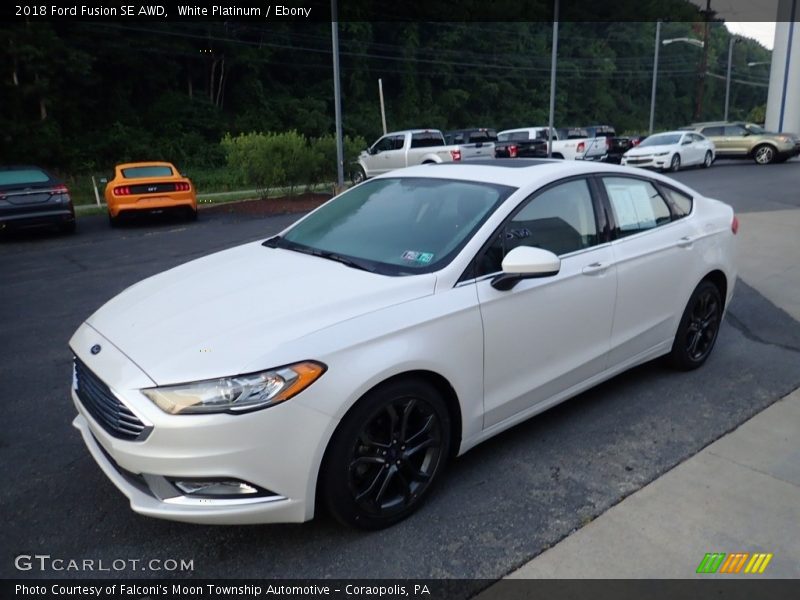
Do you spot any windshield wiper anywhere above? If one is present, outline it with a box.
[262,236,375,273]
[311,250,376,272]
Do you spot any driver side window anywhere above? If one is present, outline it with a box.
[475,178,598,277]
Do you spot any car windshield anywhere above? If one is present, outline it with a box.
[277,177,514,276]
[0,168,51,187]
[121,166,174,178]
[639,134,682,147]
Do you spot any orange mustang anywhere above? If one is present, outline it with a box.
[104,162,197,226]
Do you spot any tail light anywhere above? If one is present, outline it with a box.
[508,145,518,158]
[51,185,69,194]
[577,142,585,153]
[605,137,611,149]
[450,149,461,162]
[731,215,739,235]
[175,182,191,191]
[113,186,131,196]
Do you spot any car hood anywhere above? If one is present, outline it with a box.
[625,144,675,156]
[86,241,437,384]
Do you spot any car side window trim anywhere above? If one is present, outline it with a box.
[457,175,603,285]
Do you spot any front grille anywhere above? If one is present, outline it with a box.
[74,358,149,441]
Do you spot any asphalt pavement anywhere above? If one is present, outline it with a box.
[1,160,799,587]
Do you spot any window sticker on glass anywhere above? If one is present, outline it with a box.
[606,184,657,230]
[402,251,434,264]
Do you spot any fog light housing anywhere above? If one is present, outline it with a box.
[171,479,266,498]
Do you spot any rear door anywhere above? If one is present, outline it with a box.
[473,177,617,427]
[600,176,699,364]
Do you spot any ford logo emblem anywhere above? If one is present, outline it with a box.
[90,344,102,355]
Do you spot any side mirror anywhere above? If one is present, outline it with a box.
[367,146,377,155]
[491,246,561,291]
[682,139,692,145]
[181,172,188,178]
[99,177,108,184]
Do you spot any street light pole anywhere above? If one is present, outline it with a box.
[547,0,559,158]
[649,20,662,135]
[724,35,738,121]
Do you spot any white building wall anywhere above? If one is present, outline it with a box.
[765,0,800,132]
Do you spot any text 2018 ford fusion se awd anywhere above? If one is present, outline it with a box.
[69,160,737,529]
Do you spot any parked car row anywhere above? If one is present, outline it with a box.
[0,161,197,235]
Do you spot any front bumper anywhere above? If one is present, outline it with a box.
[620,156,670,169]
[70,327,337,525]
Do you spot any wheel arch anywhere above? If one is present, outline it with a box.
[701,269,728,310]
[313,369,463,518]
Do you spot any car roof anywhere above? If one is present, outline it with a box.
[373,159,641,188]
[648,130,694,136]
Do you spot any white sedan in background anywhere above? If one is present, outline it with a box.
[69,160,737,530]
[621,131,716,172]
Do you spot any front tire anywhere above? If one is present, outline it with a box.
[669,280,723,371]
[753,144,776,165]
[669,153,681,172]
[702,151,713,168]
[320,378,451,529]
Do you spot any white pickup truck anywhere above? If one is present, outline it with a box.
[353,129,462,183]
[497,127,606,161]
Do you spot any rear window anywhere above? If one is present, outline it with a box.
[498,131,530,142]
[662,186,693,218]
[410,132,445,148]
[121,166,174,179]
[0,168,51,186]
[468,130,497,143]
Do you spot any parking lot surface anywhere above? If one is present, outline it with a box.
[1,161,799,584]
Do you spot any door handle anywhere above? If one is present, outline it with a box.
[676,236,694,248]
[582,262,609,275]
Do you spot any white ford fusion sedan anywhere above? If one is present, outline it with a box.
[70,160,737,529]
[621,130,716,172]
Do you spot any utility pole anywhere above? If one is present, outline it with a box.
[649,20,662,134]
[331,0,344,190]
[378,79,387,135]
[547,0,559,158]
[694,0,712,121]
[724,35,739,121]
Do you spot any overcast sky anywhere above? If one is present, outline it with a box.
[726,22,777,49]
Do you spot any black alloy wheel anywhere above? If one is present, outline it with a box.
[321,378,450,529]
[669,280,723,370]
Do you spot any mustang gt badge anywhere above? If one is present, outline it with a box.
[90,344,102,355]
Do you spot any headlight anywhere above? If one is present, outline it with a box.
[142,361,326,415]
[654,151,670,156]
[777,135,791,143]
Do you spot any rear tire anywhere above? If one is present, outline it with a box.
[186,207,198,222]
[320,378,450,530]
[108,213,121,228]
[669,280,723,371]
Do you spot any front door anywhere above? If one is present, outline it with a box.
[474,178,618,428]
